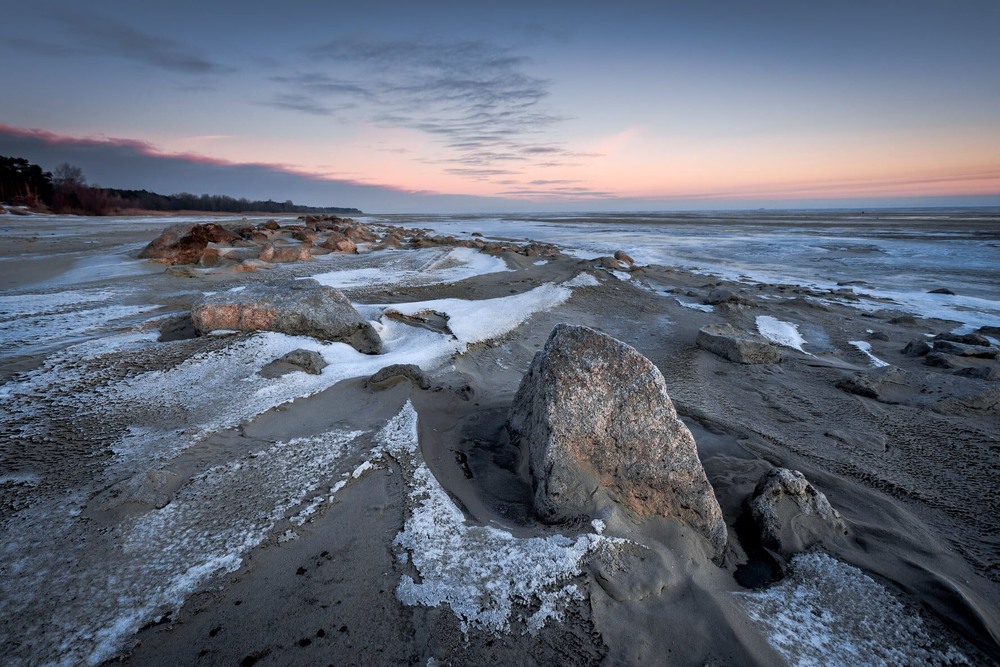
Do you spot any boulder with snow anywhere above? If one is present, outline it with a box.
[506,324,727,558]
[191,279,381,354]
[696,323,781,365]
[748,468,847,554]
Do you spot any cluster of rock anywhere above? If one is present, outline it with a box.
[503,324,849,567]
[139,215,559,271]
[902,331,999,380]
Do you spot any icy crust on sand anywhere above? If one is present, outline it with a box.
[756,315,808,352]
[378,403,624,634]
[0,287,158,356]
[21,281,574,466]
[1,428,363,667]
[675,298,714,312]
[849,340,891,368]
[738,553,968,667]
[310,246,510,289]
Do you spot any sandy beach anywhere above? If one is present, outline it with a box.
[1,210,998,666]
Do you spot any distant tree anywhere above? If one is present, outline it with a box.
[53,162,86,188]
[0,156,54,206]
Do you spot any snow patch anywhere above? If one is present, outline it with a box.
[849,340,890,368]
[381,403,626,634]
[562,272,600,288]
[738,553,968,667]
[675,298,714,312]
[756,315,808,352]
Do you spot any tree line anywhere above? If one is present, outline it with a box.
[0,156,362,216]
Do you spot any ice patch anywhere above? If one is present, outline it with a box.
[610,270,632,281]
[738,553,968,666]
[381,403,626,634]
[675,298,714,312]
[562,272,600,288]
[849,340,890,368]
[310,247,509,289]
[756,315,808,353]
[379,282,571,349]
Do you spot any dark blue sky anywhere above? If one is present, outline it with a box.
[2,1,998,212]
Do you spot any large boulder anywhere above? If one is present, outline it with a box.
[139,223,243,265]
[506,324,727,557]
[191,279,381,354]
[696,323,781,364]
[748,468,847,554]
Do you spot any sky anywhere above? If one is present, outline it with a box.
[1,1,999,213]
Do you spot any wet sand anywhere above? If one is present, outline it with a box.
[0,211,997,665]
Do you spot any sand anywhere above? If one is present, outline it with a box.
[0,211,997,666]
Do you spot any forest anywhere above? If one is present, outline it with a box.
[0,156,361,216]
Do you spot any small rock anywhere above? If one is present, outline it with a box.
[835,374,879,398]
[613,250,635,265]
[935,332,991,347]
[928,288,955,295]
[704,288,754,306]
[955,366,999,381]
[924,352,961,369]
[932,340,998,359]
[366,364,430,390]
[901,339,932,357]
[868,330,890,342]
[277,349,327,375]
[158,314,198,342]
[696,323,781,365]
[748,468,847,554]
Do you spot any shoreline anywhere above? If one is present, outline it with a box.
[0,213,997,665]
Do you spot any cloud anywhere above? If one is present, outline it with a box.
[15,10,230,74]
[269,37,585,179]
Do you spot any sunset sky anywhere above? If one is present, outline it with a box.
[2,1,999,212]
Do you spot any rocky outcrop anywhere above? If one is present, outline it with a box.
[902,339,932,357]
[748,468,847,554]
[139,223,242,265]
[506,324,727,558]
[191,279,381,354]
[696,324,781,365]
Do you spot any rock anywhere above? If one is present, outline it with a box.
[506,324,727,557]
[613,250,635,265]
[139,223,243,265]
[889,314,917,325]
[321,232,358,253]
[978,326,1000,338]
[932,340,998,359]
[901,339,932,357]
[935,332,991,347]
[280,348,327,374]
[269,246,312,263]
[868,330,890,342]
[835,374,879,398]
[928,287,955,295]
[158,314,198,342]
[366,363,430,390]
[696,324,781,365]
[924,352,961,369]
[704,288,752,306]
[191,279,381,354]
[956,366,999,381]
[261,220,280,230]
[748,468,847,554]
[593,256,630,271]
[291,229,318,244]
